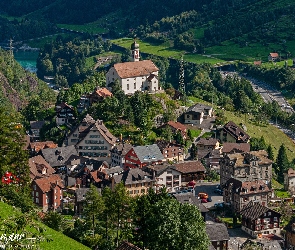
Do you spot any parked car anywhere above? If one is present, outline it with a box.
[198,192,208,199]
[187,187,194,193]
[207,197,212,202]
[214,202,224,208]
[214,188,223,195]
[181,190,188,194]
[201,198,208,203]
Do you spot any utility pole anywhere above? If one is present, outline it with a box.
[179,55,186,105]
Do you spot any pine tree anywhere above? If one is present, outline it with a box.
[267,145,274,160]
[276,144,289,183]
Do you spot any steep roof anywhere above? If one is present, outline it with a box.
[206,222,230,241]
[41,145,77,167]
[174,161,206,173]
[34,174,64,193]
[116,241,142,250]
[113,60,158,79]
[166,121,187,132]
[222,142,250,154]
[223,121,250,142]
[110,143,133,156]
[29,155,55,180]
[156,140,183,152]
[147,164,181,177]
[269,53,279,58]
[113,168,154,185]
[225,178,270,195]
[28,141,58,152]
[197,138,218,146]
[186,103,212,113]
[93,87,112,98]
[239,201,280,220]
[132,144,164,163]
[173,193,209,213]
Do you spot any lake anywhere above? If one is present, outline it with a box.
[14,50,39,73]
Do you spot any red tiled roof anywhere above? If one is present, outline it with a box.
[269,53,279,58]
[94,88,112,98]
[28,141,58,152]
[166,121,187,132]
[34,174,64,193]
[113,60,158,79]
[29,155,55,180]
[174,161,206,173]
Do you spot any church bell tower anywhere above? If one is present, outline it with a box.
[131,39,140,62]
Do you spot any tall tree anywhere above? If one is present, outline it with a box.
[267,145,274,161]
[276,144,290,183]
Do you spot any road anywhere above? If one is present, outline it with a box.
[194,182,223,209]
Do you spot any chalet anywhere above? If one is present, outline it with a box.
[268,53,279,62]
[174,160,206,182]
[206,222,230,250]
[88,87,112,105]
[32,174,64,212]
[146,164,182,192]
[196,138,219,160]
[173,193,209,221]
[55,102,75,125]
[156,140,184,162]
[106,41,160,95]
[110,143,133,167]
[284,168,295,195]
[183,103,213,125]
[29,120,45,142]
[220,150,272,188]
[239,201,281,237]
[112,168,155,196]
[223,178,271,213]
[123,144,165,170]
[158,121,187,139]
[219,121,250,143]
[29,155,55,180]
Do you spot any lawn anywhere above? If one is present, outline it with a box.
[275,189,291,198]
[0,201,90,250]
[57,23,106,34]
[188,128,202,138]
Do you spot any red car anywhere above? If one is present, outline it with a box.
[201,198,208,203]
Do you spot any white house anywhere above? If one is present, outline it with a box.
[106,41,160,94]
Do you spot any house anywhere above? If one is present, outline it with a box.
[106,41,160,95]
[88,87,113,105]
[284,168,295,194]
[123,144,165,171]
[55,102,75,125]
[206,222,230,250]
[219,121,250,143]
[29,155,56,180]
[223,178,271,213]
[207,148,222,173]
[196,138,219,160]
[174,160,206,182]
[31,174,64,212]
[220,150,272,188]
[173,193,209,221]
[158,121,187,139]
[146,164,182,192]
[183,103,213,125]
[268,53,279,62]
[29,121,45,142]
[116,241,142,250]
[28,141,57,157]
[239,201,281,237]
[74,187,89,215]
[66,115,117,163]
[41,145,77,169]
[110,143,133,167]
[156,140,184,162]
[222,142,250,155]
[112,168,155,197]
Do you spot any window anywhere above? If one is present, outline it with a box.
[268,211,271,216]
[134,83,136,89]
[31,191,34,197]
[141,189,145,193]
[129,190,133,194]
[55,195,57,200]
[33,185,36,190]
[127,84,129,90]
[54,202,57,207]
[36,192,39,197]
[36,198,39,203]
[46,199,49,204]
[134,190,139,194]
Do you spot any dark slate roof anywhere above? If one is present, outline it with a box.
[133,144,164,163]
[239,201,281,220]
[197,138,218,146]
[156,140,183,152]
[223,121,250,142]
[173,193,209,213]
[75,188,90,202]
[113,168,154,185]
[205,222,230,241]
[186,103,212,113]
[41,145,77,167]
[116,241,142,250]
[146,164,181,177]
[30,120,45,130]
[222,143,250,154]
[110,143,133,156]
[106,166,124,175]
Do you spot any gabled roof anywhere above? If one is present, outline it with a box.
[174,161,206,174]
[116,241,142,250]
[173,193,209,213]
[197,138,218,146]
[34,174,64,193]
[186,103,212,113]
[29,155,55,180]
[56,102,74,112]
[225,178,270,195]
[166,121,187,132]
[132,144,164,163]
[113,168,154,185]
[113,60,158,79]
[93,87,112,98]
[239,201,281,220]
[269,53,279,58]
[222,143,250,154]
[30,120,45,130]
[223,121,250,142]
[41,145,77,167]
[226,150,272,167]
[28,141,58,152]
[206,222,230,241]
[110,143,133,156]
[156,140,183,152]
[147,164,181,177]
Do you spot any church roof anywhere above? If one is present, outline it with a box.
[113,60,158,79]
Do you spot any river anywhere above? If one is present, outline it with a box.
[14,50,39,73]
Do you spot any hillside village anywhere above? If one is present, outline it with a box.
[9,41,295,250]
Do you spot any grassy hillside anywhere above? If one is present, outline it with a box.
[0,201,90,250]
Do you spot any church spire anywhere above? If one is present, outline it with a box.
[131,38,140,62]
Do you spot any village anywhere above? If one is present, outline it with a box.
[12,41,295,250]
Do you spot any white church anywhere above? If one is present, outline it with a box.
[106,40,160,95]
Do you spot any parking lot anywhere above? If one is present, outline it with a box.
[194,182,223,209]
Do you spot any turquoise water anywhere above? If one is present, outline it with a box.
[14,50,39,73]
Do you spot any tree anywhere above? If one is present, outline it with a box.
[191,143,197,160]
[43,211,65,231]
[267,145,274,161]
[276,144,290,183]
